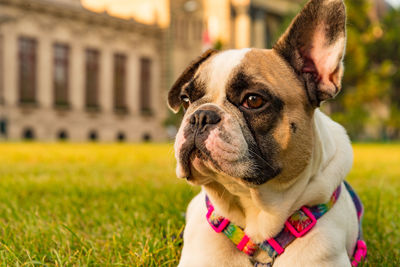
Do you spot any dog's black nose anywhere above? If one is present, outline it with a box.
[190,109,221,131]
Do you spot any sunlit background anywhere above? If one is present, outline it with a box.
[0,1,399,265]
[0,0,399,142]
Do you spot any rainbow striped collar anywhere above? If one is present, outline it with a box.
[205,181,366,266]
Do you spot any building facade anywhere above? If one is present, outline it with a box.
[230,0,300,49]
[0,0,300,142]
[165,0,300,87]
[0,0,166,142]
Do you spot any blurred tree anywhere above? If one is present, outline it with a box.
[274,0,400,140]
[330,0,400,140]
[372,7,400,139]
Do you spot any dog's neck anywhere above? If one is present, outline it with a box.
[202,109,353,243]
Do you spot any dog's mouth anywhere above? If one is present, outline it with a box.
[179,142,216,181]
[176,122,281,185]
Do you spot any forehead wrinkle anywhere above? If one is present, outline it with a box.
[205,48,251,104]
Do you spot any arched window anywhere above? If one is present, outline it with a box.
[0,118,7,136]
[113,53,127,112]
[19,37,37,104]
[117,132,126,142]
[85,49,100,110]
[22,127,35,140]
[139,57,152,115]
[142,132,151,142]
[88,130,98,141]
[57,129,68,141]
[54,43,70,107]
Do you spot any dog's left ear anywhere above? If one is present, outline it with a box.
[274,0,346,107]
[168,49,218,113]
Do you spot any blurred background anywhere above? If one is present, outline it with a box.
[0,0,399,142]
[0,1,399,265]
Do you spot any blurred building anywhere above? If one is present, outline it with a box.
[0,0,299,142]
[0,0,166,142]
[167,0,300,86]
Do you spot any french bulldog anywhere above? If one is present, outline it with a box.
[168,0,362,266]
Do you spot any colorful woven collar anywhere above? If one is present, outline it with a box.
[205,181,367,266]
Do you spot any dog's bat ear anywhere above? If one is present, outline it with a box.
[167,49,218,113]
[273,0,346,107]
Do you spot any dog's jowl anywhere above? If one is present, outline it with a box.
[168,0,367,266]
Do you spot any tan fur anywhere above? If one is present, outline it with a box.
[240,49,314,182]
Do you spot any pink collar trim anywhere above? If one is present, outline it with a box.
[205,182,366,266]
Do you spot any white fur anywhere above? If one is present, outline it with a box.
[178,110,358,267]
[206,49,250,104]
[174,124,187,178]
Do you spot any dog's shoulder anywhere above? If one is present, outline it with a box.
[180,191,253,267]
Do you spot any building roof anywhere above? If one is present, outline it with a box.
[0,0,163,35]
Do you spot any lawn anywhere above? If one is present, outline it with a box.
[0,143,398,266]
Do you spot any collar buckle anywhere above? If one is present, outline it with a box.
[284,206,317,237]
[206,205,230,233]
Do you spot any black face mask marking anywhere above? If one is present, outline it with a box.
[178,107,223,179]
[225,70,285,184]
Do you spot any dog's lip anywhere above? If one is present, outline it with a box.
[180,146,209,180]
[179,145,197,179]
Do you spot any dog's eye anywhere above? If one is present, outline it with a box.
[180,94,190,110]
[242,94,265,109]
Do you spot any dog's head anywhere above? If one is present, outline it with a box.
[168,0,346,187]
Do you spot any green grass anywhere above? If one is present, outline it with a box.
[0,143,398,266]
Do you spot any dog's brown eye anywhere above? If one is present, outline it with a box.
[242,94,264,109]
[180,95,190,110]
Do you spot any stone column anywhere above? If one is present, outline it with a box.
[37,34,52,108]
[0,34,3,106]
[70,42,84,110]
[127,50,139,115]
[99,47,112,113]
[253,10,266,48]
[234,4,250,48]
[152,56,163,119]
[2,26,17,106]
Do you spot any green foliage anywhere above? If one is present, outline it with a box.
[275,1,400,140]
[213,39,223,50]
[332,1,400,140]
[0,143,398,266]
[163,109,183,128]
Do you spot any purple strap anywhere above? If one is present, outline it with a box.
[344,181,367,266]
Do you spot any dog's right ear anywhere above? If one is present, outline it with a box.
[168,49,218,113]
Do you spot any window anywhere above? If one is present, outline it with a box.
[139,57,152,114]
[57,129,68,141]
[85,49,100,109]
[113,53,127,112]
[142,132,151,142]
[0,118,7,136]
[22,127,35,140]
[54,43,70,107]
[116,131,126,142]
[88,130,98,141]
[18,37,37,104]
